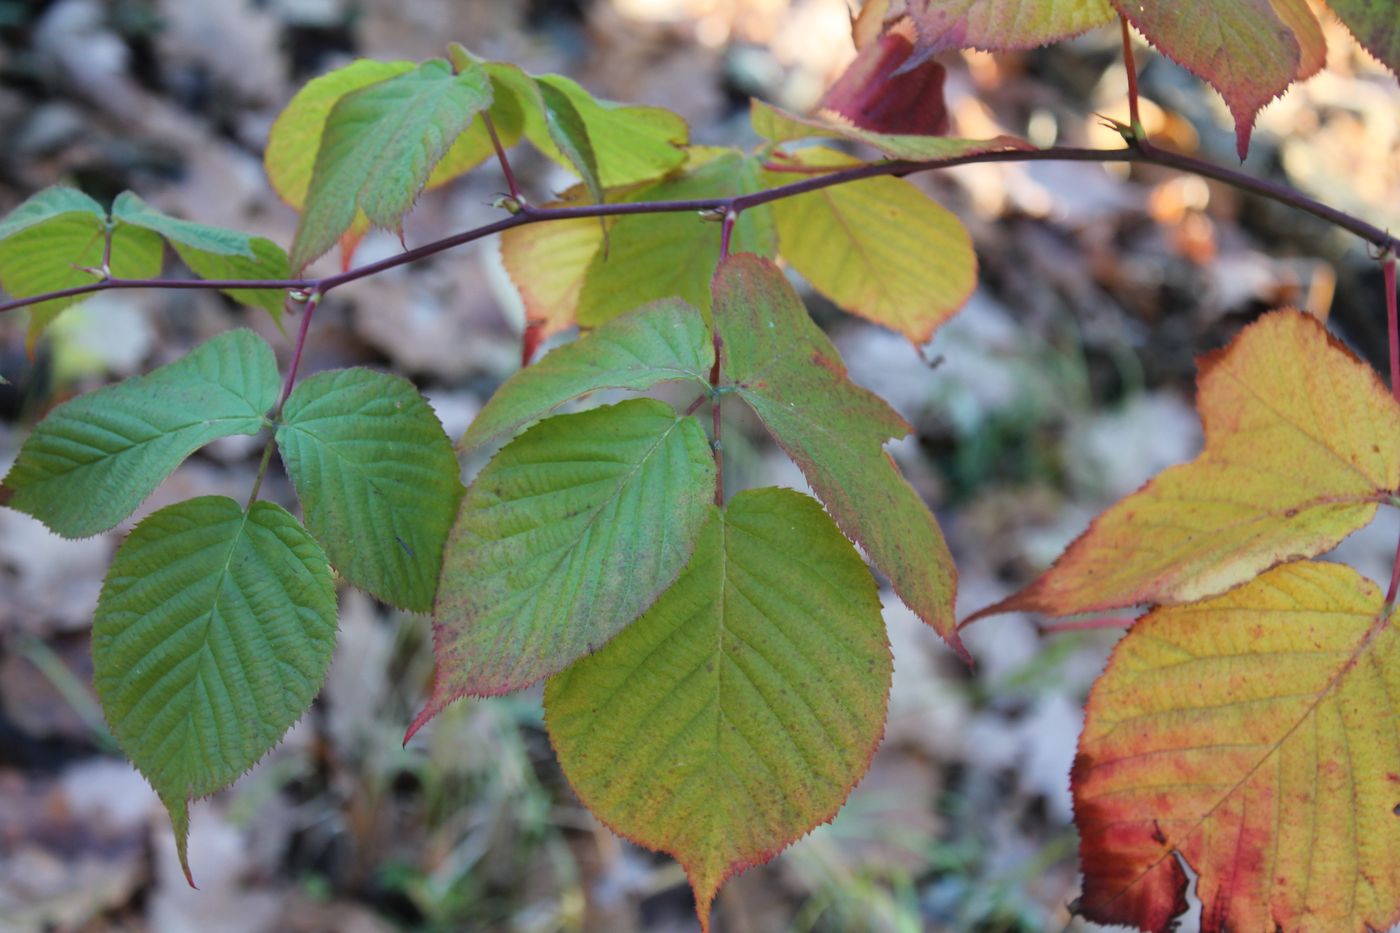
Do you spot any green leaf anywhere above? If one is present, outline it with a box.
[265,59,417,211]
[0,190,165,346]
[173,237,292,322]
[289,59,494,271]
[765,146,975,343]
[110,192,291,320]
[276,368,463,612]
[92,496,336,884]
[0,186,105,240]
[519,73,688,190]
[546,488,891,932]
[111,191,257,257]
[537,77,605,205]
[1,330,280,537]
[750,99,1034,161]
[460,298,713,452]
[1110,0,1299,159]
[713,254,964,658]
[576,149,776,327]
[1327,0,1400,78]
[412,399,715,723]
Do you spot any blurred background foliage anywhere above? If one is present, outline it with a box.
[1,1,1398,930]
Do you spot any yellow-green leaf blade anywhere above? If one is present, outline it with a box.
[289,60,493,270]
[545,488,891,932]
[577,149,775,327]
[276,368,463,612]
[460,297,713,453]
[767,146,975,343]
[906,0,1115,52]
[1074,560,1400,933]
[1,330,280,538]
[713,254,963,657]
[986,310,1400,619]
[499,201,603,336]
[93,496,336,884]
[414,398,715,720]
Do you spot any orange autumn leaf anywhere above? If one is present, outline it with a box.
[973,310,1400,622]
[1074,560,1400,933]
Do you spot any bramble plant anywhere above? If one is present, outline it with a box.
[2,1,1400,930]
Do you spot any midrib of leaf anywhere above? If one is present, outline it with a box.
[41,413,266,472]
[1090,604,1394,916]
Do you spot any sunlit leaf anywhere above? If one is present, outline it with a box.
[499,200,604,337]
[411,399,714,723]
[460,297,712,452]
[713,254,963,657]
[1074,560,1400,933]
[277,368,463,612]
[93,496,336,885]
[546,488,891,932]
[1110,0,1300,159]
[1,330,280,538]
[978,310,1400,620]
[288,60,493,270]
[766,146,975,343]
[905,0,1114,54]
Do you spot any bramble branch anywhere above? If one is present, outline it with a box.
[2,143,1397,320]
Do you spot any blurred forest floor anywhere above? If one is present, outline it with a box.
[1,1,1399,931]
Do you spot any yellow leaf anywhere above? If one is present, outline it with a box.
[766,146,975,343]
[978,310,1400,619]
[1074,560,1400,933]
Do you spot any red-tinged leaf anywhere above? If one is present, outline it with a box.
[820,25,950,137]
[712,254,964,659]
[499,188,604,338]
[974,310,1400,622]
[1273,0,1327,80]
[1326,0,1400,78]
[1074,560,1400,933]
[904,0,1115,55]
[1111,0,1300,160]
[545,489,892,932]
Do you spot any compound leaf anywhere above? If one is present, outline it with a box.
[289,59,493,270]
[979,310,1400,620]
[93,496,336,886]
[412,399,714,722]
[111,192,290,319]
[1,330,280,538]
[277,368,463,612]
[713,254,963,658]
[460,298,712,452]
[0,188,164,345]
[546,488,891,932]
[750,99,1033,162]
[1074,560,1400,933]
[1327,0,1400,77]
[766,146,975,345]
[1110,0,1300,159]
[577,149,775,327]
